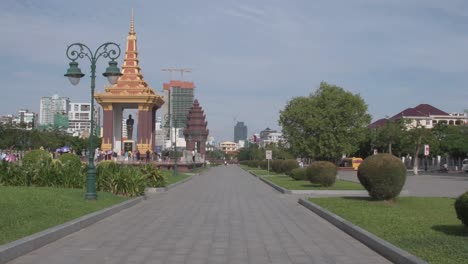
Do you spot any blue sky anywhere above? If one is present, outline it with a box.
[1,0,468,142]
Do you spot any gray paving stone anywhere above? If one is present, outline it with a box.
[7,165,390,264]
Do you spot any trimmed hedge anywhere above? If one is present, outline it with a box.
[455,191,468,227]
[290,168,307,181]
[282,159,299,175]
[306,161,337,187]
[357,154,406,201]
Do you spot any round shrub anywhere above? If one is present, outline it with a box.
[22,149,53,186]
[455,191,468,227]
[357,154,406,201]
[306,161,337,187]
[22,149,51,166]
[282,159,300,175]
[58,153,81,167]
[290,168,307,180]
[57,153,84,188]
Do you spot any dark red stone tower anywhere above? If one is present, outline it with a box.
[184,100,209,155]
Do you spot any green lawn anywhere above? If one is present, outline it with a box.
[311,197,468,264]
[0,186,128,245]
[247,169,285,176]
[162,170,191,185]
[265,175,364,190]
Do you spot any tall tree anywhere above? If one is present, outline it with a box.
[434,124,468,159]
[374,119,407,155]
[279,82,371,162]
[402,125,437,175]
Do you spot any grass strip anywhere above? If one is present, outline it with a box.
[265,175,364,190]
[162,170,191,185]
[311,197,468,264]
[0,186,127,245]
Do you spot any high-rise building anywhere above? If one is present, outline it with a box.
[18,109,36,129]
[67,102,100,137]
[234,121,247,143]
[39,94,70,125]
[161,80,195,149]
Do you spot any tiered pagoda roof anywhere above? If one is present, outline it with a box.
[95,12,163,106]
[184,99,209,137]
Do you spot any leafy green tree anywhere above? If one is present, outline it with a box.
[279,82,371,162]
[402,125,438,175]
[265,142,294,160]
[236,143,264,161]
[433,124,468,159]
[352,128,374,158]
[374,119,407,155]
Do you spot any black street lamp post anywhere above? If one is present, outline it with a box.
[64,42,122,200]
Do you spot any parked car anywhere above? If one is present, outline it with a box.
[462,159,468,172]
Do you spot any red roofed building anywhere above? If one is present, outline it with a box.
[369,104,467,129]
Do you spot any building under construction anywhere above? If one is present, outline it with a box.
[161,80,195,150]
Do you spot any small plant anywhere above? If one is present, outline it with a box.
[306,161,337,187]
[357,154,406,201]
[57,153,85,188]
[455,191,468,227]
[290,168,307,180]
[21,149,53,186]
[141,164,166,188]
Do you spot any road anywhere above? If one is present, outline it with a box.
[338,170,468,197]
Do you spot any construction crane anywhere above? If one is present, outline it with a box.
[161,68,192,80]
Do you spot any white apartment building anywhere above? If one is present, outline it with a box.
[39,94,70,125]
[67,103,100,137]
[13,109,36,130]
[220,141,238,154]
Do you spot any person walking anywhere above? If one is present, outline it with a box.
[136,150,141,162]
[145,149,150,163]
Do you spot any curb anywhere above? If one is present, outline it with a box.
[258,176,292,194]
[298,198,427,264]
[0,197,143,264]
[244,169,291,194]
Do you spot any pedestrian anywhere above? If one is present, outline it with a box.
[136,150,140,162]
[146,149,150,163]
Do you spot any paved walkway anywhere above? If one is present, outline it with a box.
[9,166,389,264]
[338,170,468,197]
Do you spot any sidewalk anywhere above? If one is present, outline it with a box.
[8,166,389,264]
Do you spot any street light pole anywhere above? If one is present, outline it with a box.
[174,126,178,176]
[64,42,122,200]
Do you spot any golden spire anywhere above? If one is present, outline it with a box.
[130,8,135,35]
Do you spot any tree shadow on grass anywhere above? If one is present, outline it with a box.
[300,183,321,188]
[432,225,468,237]
[342,197,372,201]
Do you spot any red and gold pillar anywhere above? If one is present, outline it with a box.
[137,104,153,154]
